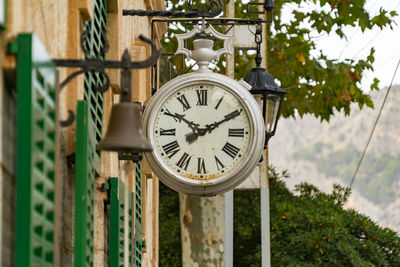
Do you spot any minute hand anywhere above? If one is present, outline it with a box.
[165,111,199,131]
[206,109,242,133]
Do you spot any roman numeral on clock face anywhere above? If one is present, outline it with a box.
[162,140,180,158]
[228,128,244,137]
[176,152,191,170]
[215,96,224,110]
[164,109,178,122]
[177,94,191,111]
[160,128,176,136]
[214,156,225,171]
[197,158,206,174]
[222,142,240,159]
[196,90,208,106]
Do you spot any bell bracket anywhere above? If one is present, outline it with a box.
[50,31,161,126]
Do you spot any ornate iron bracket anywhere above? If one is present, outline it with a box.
[122,0,275,97]
[53,30,161,126]
[123,0,223,18]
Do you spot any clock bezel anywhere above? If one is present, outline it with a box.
[143,72,265,196]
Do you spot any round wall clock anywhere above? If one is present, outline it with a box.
[143,72,265,195]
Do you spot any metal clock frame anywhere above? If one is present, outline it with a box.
[142,72,265,196]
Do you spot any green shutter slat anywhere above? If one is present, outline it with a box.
[74,100,97,267]
[134,162,143,266]
[83,0,108,145]
[109,178,124,267]
[128,186,133,265]
[110,178,134,266]
[15,33,56,267]
[74,0,107,266]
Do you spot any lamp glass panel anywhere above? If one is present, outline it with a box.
[265,94,280,133]
[253,93,263,111]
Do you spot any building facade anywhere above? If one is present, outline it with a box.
[0,0,166,266]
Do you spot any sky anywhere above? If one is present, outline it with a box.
[281,0,400,91]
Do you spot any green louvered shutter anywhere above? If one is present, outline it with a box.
[109,178,134,266]
[134,162,144,266]
[74,0,107,266]
[81,0,107,145]
[74,100,98,267]
[14,34,57,267]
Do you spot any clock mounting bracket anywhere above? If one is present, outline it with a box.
[175,24,233,73]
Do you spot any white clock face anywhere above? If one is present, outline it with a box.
[152,84,251,180]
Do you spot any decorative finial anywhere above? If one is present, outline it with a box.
[175,24,233,72]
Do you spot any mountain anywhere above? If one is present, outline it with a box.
[269,85,400,232]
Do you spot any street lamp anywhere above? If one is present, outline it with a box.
[244,25,287,147]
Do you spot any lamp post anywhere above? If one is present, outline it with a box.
[244,24,287,147]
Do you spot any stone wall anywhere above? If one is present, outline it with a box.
[0,0,165,266]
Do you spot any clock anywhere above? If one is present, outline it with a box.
[142,72,265,195]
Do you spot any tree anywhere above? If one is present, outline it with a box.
[159,182,182,266]
[160,167,400,266]
[161,0,397,120]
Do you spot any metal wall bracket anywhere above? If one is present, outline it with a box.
[52,31,161,126]
[123,0,223,18]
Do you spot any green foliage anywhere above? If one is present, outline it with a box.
[159,167,400,265]
[161,0,397,121]
[270,167,400,266]
[233,190,262,266]
[159,183,182,266]
[267,0,396,121]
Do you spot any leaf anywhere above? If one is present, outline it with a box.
[296,53,306,63]
[371,78,380,91]
[277,51,286,61]
[365,96,374,108]
[341,89,351,103]
[346,69,360,82]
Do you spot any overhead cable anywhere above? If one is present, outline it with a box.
[349,57,400,188]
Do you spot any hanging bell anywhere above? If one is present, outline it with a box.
[97,102,153,152]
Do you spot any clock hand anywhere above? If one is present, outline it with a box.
[165,111,206,144]
[205,109,242,133]
[165,111,200,131]
[174,113,198,129]
[185,109,242,144]
[165,112,206,144]
[185,128,206,144]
